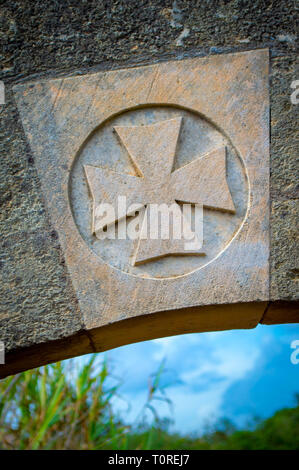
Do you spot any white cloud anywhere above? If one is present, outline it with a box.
[90,323,299,433]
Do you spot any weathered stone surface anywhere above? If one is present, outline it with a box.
[0,301,266,378]
[0,1,298,377]
[13,50,270,331]
[84,118,236,266]
[261,300,299,325]
[0,88,84,356]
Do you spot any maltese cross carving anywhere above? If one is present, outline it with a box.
[85,117,235,266]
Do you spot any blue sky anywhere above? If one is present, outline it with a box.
[77,323,299,434]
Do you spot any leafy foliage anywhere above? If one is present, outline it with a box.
[0,356,298,450]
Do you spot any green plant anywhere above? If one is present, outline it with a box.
[0,356,298,450]
[0,356,129,449]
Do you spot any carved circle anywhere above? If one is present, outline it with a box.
[70,106,249,279]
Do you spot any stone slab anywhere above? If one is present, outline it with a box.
[0,301,267,378]
[13,50,270,332]
[0,1,298,379]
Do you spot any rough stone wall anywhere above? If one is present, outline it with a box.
[0,0,298,353]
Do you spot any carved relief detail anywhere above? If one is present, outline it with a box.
[71,106,248,279]
[85,117,235,265]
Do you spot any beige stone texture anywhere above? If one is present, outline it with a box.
[0,49,277,377]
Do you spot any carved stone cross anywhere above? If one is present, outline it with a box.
[85,117,235,265]
[3,50,283,380]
